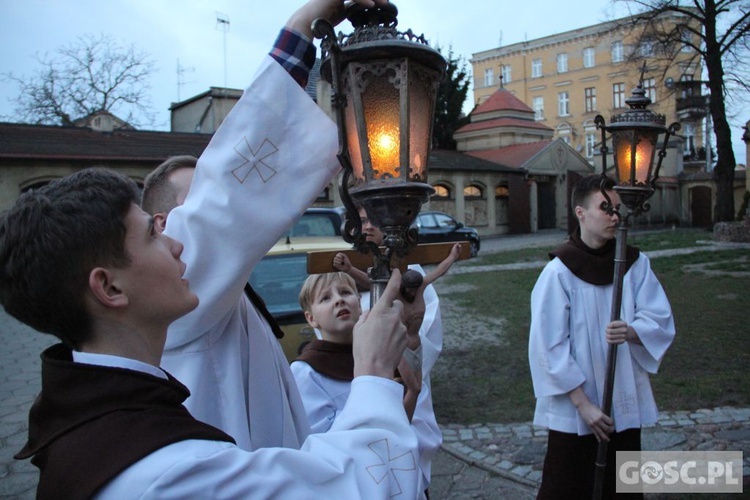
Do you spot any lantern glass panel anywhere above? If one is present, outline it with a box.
[363,66,401,181]
[344,86,364,183]
[408,63,433,182]
[612,129,658,185]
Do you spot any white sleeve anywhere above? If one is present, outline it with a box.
[406,264,442,376]
[410,377,441,490]
[528,260,587,398]
[625,255,676,374]
[163,56,340,349]
[98,378,420,499]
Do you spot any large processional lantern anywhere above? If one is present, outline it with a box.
[591,65,680,500]
[595,64,681,215]
[313,3,446,303]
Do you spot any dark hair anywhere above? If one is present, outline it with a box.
[0,168,138,347]
[141,155,197,215]
[571,174,614,211]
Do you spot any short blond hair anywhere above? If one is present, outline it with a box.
[299,272,358,313]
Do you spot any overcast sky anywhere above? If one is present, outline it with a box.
[1,0,747,161]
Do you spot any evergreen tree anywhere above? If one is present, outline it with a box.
[432,46,471,150]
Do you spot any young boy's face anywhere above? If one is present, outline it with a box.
[115,203,199,329]
[576,189,621,246]
[358,207,384,246]
[304,278,361,342]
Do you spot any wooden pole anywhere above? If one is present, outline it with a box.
[592,220,629,499]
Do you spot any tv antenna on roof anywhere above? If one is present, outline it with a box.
[215,12,230,87]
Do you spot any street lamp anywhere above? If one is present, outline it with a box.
[591,69,680,500]
[313,3,446,304]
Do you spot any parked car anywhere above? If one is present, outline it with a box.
[416,211,480,257]
[284,206,346,239]
[249,236,351,362]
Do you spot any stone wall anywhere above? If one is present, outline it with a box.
[714,217,750,242]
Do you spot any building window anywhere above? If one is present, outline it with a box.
[640,40,654,57]
[557,53,568,73]
[558,91,570,116]
[501,64,511,85]
[533,96,544,120]
[684,124,696,155]
[684,123,696,156]
[495,185,509,197]
[612,41,624,63]
[463,184,483,199]
[433,184,451,199]
[484,68,494,87]
[586,133,597,158]
[681,30,693,52]
[613,82,626,108]
[557,123,573,145]
[583,47,595,68]
[584,87,597,113]
[643,77,657,102]
[532,58,542,78]
[680,74,695,98]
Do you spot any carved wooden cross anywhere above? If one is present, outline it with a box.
[306,241,471,275]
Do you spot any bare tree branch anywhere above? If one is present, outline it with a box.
[614,0,750,223]
[2,33,157,128]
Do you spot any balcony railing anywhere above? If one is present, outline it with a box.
[676,95,708,120]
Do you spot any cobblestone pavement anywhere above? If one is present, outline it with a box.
[436,407,750,496]
[2,230,748,498]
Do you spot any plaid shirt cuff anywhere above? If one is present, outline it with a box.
[269,28,316,89]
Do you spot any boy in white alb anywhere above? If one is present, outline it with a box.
[331,206,460,494]
[292,271,432,496]
[529,174,675,499]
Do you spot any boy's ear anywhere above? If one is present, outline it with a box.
[153,213,167,233]
[304,310,318,329]
[574,205,584,221]
[88,267,129,309]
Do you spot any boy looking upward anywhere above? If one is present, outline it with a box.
[2,168,420,498]
[293,270,432,496]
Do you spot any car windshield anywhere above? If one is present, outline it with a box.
[286,213,340,238]
[248,253,307,317]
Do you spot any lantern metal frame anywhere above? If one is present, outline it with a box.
[312,3,445,304]
[591,66,680,500]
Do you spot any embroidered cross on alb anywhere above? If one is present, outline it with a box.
[614,391,635,415]
[365,438,416,497]
[232,137,279,184]
[538,355,550,371]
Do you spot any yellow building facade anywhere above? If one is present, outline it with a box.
[470,11,705,166]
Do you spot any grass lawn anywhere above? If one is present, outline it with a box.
[431,229,750,425]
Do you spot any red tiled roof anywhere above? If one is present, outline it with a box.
[455,117,553,134]
[429,149,517,172]
[466,141,554,169]
[0,122,212,161]
[474,90,534,115]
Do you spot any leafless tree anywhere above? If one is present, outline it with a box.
[4,33,157,128]
[615,0,750,223]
